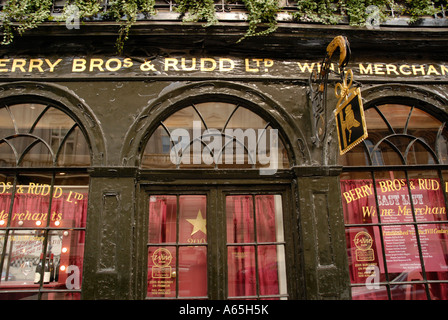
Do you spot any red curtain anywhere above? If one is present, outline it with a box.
[148,195,282,299]
[227,195,281,298]
[0,191,88,291]
[147,196,208,298]
[341,179,448,300]
[0,192,88,230]
[227,195,256,297]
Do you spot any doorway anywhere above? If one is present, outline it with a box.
[144,184,296,300]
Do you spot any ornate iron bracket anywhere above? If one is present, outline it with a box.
[307,35,352,146]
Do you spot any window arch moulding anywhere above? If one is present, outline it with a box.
[0,82,106,167]
[338,86,448,301]
[339,103,448,167]
[330,84,448,167]
[0,102,91,168]
[140,101,292,172]
[0,89,96,300]
[121,81,309,169]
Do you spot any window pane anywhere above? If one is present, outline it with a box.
[430,282,448,300]
[226,194,287,299]
[227,245,256,297]
[0,228,83,300]
[374,171,424,274]
[224,106,266,130]
[340,173,376,225]
[56,126,91,167]
[417,223,448,273]
[345,226,385,285]
[178,246,207,297]
[1,173,88,229]
[375,141,405,165]
[31,107,75,140]
[0,102,90,300]
[0,292,39,300]
[351,285,389,300]
[255,195,284,243]
[1,230,45,285]
[52,173,89,229]
[405,140,436,165]
[194,102,237,129]
[148,195,177,243]
[10,173,53,228]
[340,104,448,167]
[258,245,287,296]
[164,106,201,129]
[179,195,207,244]
[438,132,448,164]
[407,171,447,222]
[0,175,13,228]
[9,104,49,134]
[0,106,16,137]
[364,107,393,133]
[0,104,90,168]
[48,230,85,292]
[391,283,428,300]
[226,195,254,243]
[141,102,291,170]
[407,107,442,151]
[0,142,16,167]
[19,141,53,167]
[147,246,176,298]
[40,292,81,300]
[339,143,370,166]
[341,105,448,300]
[378,105,413,132]
[147,195,208,299]
[143,126,176,169]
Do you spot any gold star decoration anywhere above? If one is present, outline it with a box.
[186,210,207,236]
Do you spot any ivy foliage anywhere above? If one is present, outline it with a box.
[0,0,53,45]
[238,0,280,42]
[0,0,447,53]
[293,0,341,24]
[107,0,156,55]
[293,0,448,25]
[175,0,218,27]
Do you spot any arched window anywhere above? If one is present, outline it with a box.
[141,101,296,300]
[141,102,291,171]
[339,103,448,300]
[0,101,91,300]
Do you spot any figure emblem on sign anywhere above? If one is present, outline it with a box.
[341,104,361,143]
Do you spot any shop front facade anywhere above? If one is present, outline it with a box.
[0,5,447,300]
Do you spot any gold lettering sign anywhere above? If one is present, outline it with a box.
[151,248,173,279]
[354,231,375,262]
[0,57,446,79]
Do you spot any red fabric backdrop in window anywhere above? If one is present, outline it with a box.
[341,179,448,300]
[0,192,88,230]
[227,195,281,297]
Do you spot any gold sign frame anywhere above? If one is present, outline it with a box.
[334,87,368,155]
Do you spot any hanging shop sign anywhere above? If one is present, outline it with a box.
[307,36,368,151]
[334,70,368,155]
